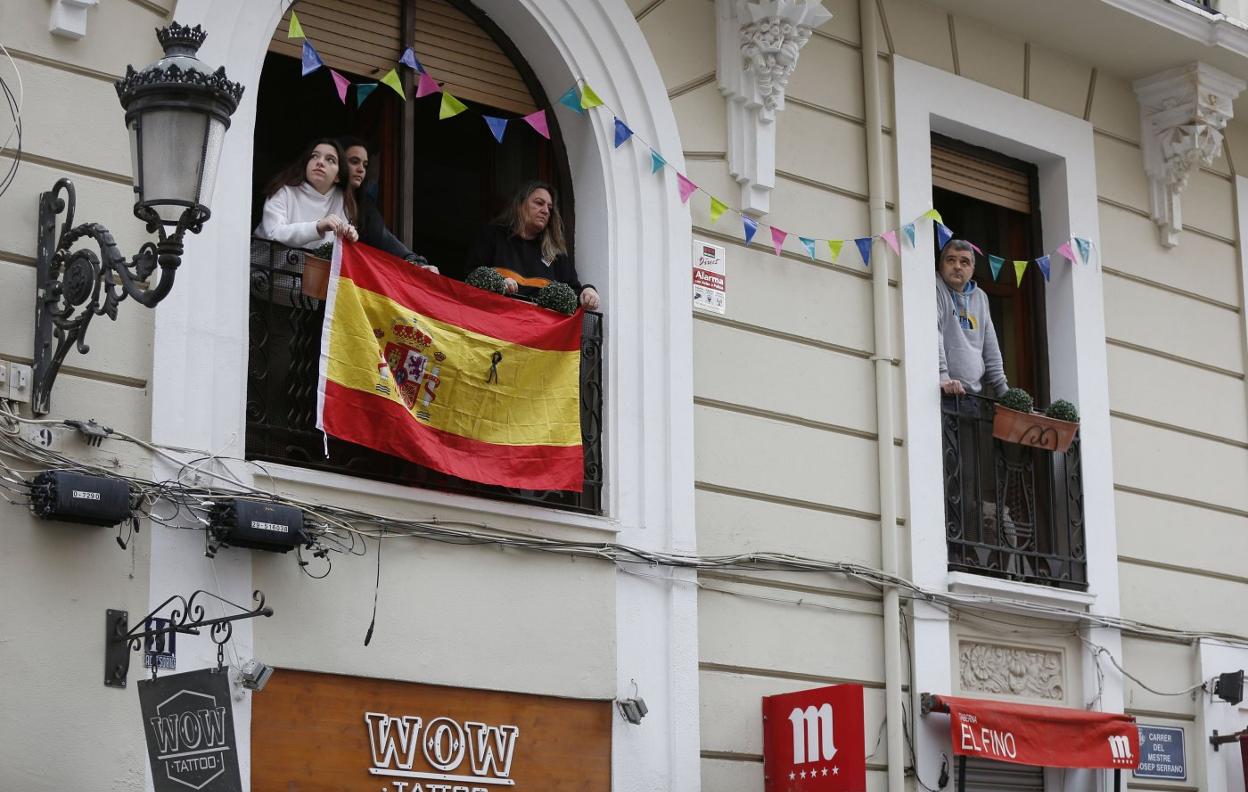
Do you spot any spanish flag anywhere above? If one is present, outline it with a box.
[317,241,584,491]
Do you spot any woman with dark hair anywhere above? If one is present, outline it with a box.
[464,180,600,310]
[255,138,359,249]
[338,136,437,273]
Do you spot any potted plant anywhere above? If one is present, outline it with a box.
[992,388,1079,453]
[301,242,335,300]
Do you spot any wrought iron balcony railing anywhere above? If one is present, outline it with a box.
[246,238,604,514]
[941,393,1086,590]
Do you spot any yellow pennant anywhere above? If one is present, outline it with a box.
[923,208,943,224]
[709,197,728,223]
[439,92,469,120]
[1013,260,1027,286]
[580,84,604,110]
[828,239,844,263]
[379,68,405,100]
[287,11,305,39]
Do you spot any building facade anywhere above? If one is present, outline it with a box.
[1,0,1248,790]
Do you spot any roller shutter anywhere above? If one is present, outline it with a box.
[956,757,1046,791]
[270,0,403,80]
[932,142,1032,214]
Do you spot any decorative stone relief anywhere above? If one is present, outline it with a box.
[1133,62,1245,248]
[49,0,100,40]
[959,640,1064,701]
[716,0,832,215]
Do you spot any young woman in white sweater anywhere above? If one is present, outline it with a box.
[255,138,360,249]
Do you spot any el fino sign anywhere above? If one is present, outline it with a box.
[762,684,867,792]
[139,668,241,792]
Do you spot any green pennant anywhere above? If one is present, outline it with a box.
[1013,260,1027,287]
[439,92,469,120]
[287,11,305,39]
[828,239,844,263]
[579,84,604,110]
[709,197,728,223]
[379,68,405,100]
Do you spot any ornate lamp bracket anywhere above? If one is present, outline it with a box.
[104,589,273,688]
[716,0,831,216]
[1133,62,1244,248]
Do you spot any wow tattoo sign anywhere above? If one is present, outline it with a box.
[139,669,241,792]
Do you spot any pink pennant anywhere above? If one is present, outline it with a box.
[416,71,440,98]
[770,226,788,256]
[881,229,900,255]
[522,110,550,139]
[330,70,350,104]
[968,242,984,256]
[676,173,697,204]
[1057,241,1076,262]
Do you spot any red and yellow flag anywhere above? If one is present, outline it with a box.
[317,241,584,491]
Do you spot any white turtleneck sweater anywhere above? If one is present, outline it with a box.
[255,181,346,249]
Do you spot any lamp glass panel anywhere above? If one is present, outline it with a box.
[198,117,227,213]
[127,121,142,201]
[138,108,208,223]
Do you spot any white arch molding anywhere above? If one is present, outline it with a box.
[151,2,699,791]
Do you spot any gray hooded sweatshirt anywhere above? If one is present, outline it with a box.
[936,279,1007,397]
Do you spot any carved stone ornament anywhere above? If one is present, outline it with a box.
[958,640,1064,701]
[49,0,99,40]
[716,0,832,215]
[1133,62,1245,248]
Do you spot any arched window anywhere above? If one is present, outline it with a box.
[245,0,600,513]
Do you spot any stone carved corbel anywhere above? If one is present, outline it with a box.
[1133,62,1244,248]
[716,0,832,215]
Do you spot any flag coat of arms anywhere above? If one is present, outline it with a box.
[317,241,584,491]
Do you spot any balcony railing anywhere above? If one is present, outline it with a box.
[246,239,604,514]
[941,393,1086,590]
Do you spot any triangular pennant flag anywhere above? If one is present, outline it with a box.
[771,227,788,256]
[935,222,953,250]
[580,83,604,110]
[1036,254,1051,282]
[902,223,916,248]
[828,239,844,263]
[742,216,759,246]
[923,209,943,224]
[558,87,584,113]
[799,236,818,260]
[855,237,873,267]
[399,47,423,72]
[523,110,550,139]
[1075,237,1091,264]
[379,68,405,100]
[709,197,728,223]
[439,92,469,120]
[483,116,508,143]
[676,173,697,204]
[416,71,440,98]
[988,255,1005,281]
[613,117,633,148]
[330,70,351,104]
[968,242,984,256]
[650,150,666,174]
[355,83,379,107]
[301,42,324,76]
[1014,260,1028,287]
[287,11,305,39]
[1056,241,1076,263]
[881,229,900,256]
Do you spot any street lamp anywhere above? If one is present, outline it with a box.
[32,22,243,415]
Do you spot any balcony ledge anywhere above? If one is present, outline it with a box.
[1102,0,1248,55]
[946,571,1097,619]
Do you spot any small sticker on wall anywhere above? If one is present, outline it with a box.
[692,240,726,315]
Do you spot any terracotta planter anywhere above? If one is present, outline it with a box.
[301,254,330,300]
[992,405,1078,453]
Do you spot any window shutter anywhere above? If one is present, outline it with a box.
[956,757,1045,792]
[413,0,538,115]
[270,1,403,80]
[932,143,1032,214]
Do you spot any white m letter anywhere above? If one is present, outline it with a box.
[789,703,836,764]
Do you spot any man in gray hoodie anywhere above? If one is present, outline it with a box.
[936,239,1008,397]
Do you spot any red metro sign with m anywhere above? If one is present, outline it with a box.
[763,684,867,792]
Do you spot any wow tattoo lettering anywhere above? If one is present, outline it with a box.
[366,711,520,791]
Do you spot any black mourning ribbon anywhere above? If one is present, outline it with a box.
[486,351,503,384]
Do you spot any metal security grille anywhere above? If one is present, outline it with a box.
[957,756,1045,791]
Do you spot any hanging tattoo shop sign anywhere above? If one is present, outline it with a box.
[139,668,241,792]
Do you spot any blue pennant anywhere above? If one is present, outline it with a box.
[613,117,634,148]
[1036,254,1051,282]
[301,41,324,76]
[798,236,817,260]
[558,87,584,114]
[355,83,378,107]
[1074,237,1091,264]
[988,255,1005,281]
[935,222,953,250]
[855,237,873,267]
[399,47,423,72]
[484,116,508,143]
[650,149,666,174]
[742,216,758,246]
[902,223,916,248]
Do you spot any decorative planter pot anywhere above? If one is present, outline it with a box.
[301,254,330,300]
[992,405,1078,453]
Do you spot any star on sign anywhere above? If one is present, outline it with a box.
[800,770,807,779]
[832,766,839,775]
[789,771,796,781]
[821,768,829,776]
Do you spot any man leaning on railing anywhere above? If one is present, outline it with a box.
[936,238,1008,398]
